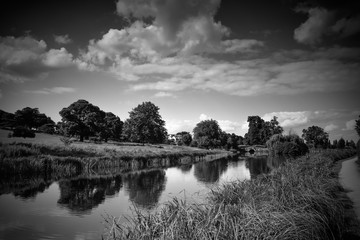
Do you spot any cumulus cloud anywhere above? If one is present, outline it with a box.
[0,36,75,82]
[294,7,335,45]
[127,47,360,96]
[24,87,76,95]
[324,123,338,132]
[344,119,356,131]
[54,34,72,44]
[332,15,360,38]
[263,111,310,127]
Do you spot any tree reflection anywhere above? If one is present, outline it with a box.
[57,175,122,213]
[123,170,166,209]
[177,164,192,173]
[246,156,270,178]
[0,174,53,199]
[194,159,228,183]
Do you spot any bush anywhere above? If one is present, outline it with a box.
[60,136,73,146]
[38,123,55,134]
[266,133,308,156]
[12,126,35,138]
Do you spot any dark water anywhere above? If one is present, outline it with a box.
[0,154,284,240]
[339,156,360,220]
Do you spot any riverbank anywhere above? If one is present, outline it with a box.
[104,149,360,240]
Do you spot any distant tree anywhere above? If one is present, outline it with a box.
[175,131,192,146]
[302,126,329,149]
[333,139,338,149]
[193,119,222,149]
[59,99,104,142]
[14,107,54,130]
[99,112,123,142]
[245,116,265,145]
[123,102,167,144]
[266,133,308,156]
[0,110,16,129]
[349,140,356,149]
[355,115,360,137]
[38,123,55,134]
[12,126,35,138]
[337,138,346,149]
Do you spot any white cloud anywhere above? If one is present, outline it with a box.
[25,87,76,95]
[0,36,75,82]
[294,8,335,45]
[324,123,338,132]
[54,34,72,45]
[153,91,176,98]
[199,113,210,121]
[263,111,310,127]
[165,119,194,134]
[344,119,356,131]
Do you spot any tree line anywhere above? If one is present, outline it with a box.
[1,99,359,154]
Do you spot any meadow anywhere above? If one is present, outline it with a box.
[104,149,360,240]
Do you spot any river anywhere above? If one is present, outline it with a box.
[339,156,360,220]
[0,154,283,240]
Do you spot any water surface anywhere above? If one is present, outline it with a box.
[0,154,282,240]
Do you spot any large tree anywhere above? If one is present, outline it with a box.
[302,126,329,148]
[193,119,222,149]
[99,112,123,142]
[14,107,54,129]
[59,99,104,141]
[123,102,167,144]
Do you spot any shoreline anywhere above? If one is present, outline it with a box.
[335,156,360,239]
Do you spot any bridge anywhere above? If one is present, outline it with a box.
[239,145,268,153]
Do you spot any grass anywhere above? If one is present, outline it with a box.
[0,129,230,177]
[103,149,359,240]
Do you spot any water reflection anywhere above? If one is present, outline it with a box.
[123,170,166,209]
[57,176,123,214]
[194,159,228,183]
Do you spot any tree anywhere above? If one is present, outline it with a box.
[356,115,360,137]
[302,126,329,148]
[99,112,123,142]
[193,119,222,149]
[333,139,338,149]
[175,131,192,146]
[123,102,167,144]
[245,116,265,145]
[59,99,105,142]
[337,138,345,149]
[14,107,54,130]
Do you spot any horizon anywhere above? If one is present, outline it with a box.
[1,0,360,141]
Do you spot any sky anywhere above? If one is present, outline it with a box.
[0,0,360,141]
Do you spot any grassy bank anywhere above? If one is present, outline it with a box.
[104,149,359,240]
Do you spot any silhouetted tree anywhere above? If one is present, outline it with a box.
[337,138,346,149]
[123,102,167,144]
[59,99,104,141]
[302,126,329,149]
[355,115,360,137]
[14,107,54,130]
[99,112,123,142]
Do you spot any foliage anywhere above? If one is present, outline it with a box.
[59,99,105,142]
[123,102,167,144]
[175,131,192,146]
[12,126,36,138]
[60,136,73,146]
[302,125,329,149]
[14,107,54,130]
[356,115,360,137]
[266,133,308,156]
[38,123,56,134]
[193,119,222,149]
[99,112,123,142]
[245,116,283,145]
[337,137,346,149]
[0,109,16,129]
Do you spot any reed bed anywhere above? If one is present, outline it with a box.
[104,149,358,240]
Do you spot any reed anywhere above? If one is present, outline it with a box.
[104,149,358,240]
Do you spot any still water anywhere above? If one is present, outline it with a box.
[0,154,282,240]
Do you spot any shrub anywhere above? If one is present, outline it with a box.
[266,133,308,156]
[38,123,55,134]
[12,126,35,138]
[60,136,73,146]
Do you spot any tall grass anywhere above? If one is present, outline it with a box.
[104,149,358,240]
